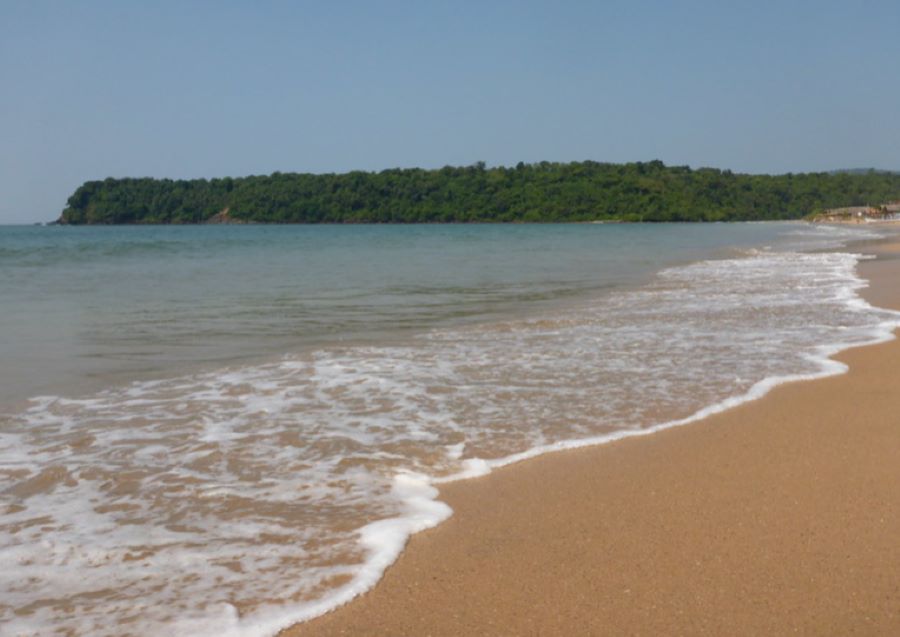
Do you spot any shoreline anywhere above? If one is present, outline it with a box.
[284,242,900,635]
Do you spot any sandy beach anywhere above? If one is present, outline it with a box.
[285,241,900,636]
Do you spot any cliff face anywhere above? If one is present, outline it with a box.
[203,208,246,224]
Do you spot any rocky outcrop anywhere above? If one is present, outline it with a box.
[204,208,246,224]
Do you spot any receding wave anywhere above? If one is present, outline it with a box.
[1,241,899,636]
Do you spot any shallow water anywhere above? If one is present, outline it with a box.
[1,222,897,636]
[0,223,823,407]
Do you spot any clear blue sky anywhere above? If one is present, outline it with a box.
[2,0,899,223]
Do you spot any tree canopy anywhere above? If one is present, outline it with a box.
[58,161,900,224]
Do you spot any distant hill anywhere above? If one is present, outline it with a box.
[829,168,900,176]
[57,160,900,224]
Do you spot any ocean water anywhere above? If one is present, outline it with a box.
[1,222,898,636]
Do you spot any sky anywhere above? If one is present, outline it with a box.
[1,1,899,223]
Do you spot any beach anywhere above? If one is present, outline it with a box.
[287,242,900,636]
[3,224,897,636]
[5,3,899,634]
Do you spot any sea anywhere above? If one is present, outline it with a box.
[1,222,898,636]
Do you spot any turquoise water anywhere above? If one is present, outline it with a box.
[1,223,813,407]
[1,222,897,636]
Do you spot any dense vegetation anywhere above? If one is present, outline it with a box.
[58,161,900,224]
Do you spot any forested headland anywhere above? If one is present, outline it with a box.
[57,161,900,224]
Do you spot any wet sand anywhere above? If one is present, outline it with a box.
[284,244,900,636]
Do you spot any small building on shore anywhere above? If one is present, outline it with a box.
[813,203,900,223]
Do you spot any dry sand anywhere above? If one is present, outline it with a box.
[283,243,900,636]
